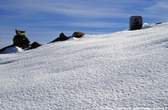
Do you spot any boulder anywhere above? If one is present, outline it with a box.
[13,30,30,49]
[0,45,14,54]
[0,45,23,54]
[50,32,70,43]
[72,32,85,38]
[28,42,41,50]
[129,16,143,30]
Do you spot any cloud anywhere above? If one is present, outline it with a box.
[1,0,158,22]
[143,1,168,20]
[0,0,168,45]
[66,21,127,28]
[146,1,168,11]
[0,0,141,18]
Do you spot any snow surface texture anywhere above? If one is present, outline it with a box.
[0,46,23,54]
[0,23,168,110]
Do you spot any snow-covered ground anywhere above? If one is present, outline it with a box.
[0,23,168,110]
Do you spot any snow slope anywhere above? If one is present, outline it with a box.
[0,23,168,110]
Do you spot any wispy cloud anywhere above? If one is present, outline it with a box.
[0,0,126,17]
[143,1,168,20]
[1,0,153,18]
[0,0,168,45]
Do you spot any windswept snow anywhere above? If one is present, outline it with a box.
[0,23,168,110]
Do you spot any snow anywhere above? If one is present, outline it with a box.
[0,46,23,54]
[142,23,153,29]
[0,23,168,110]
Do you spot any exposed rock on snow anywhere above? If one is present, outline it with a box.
[13,29,30,49]
[0,45,23,54]
[0,23,168,110]
[28,42,42,50]
[129,16,143,30]
[50,32,70,43]
[72,32,85,38]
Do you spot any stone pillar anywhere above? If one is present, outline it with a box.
[129,16,143,30]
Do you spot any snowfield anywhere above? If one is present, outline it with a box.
[0,23,168,110]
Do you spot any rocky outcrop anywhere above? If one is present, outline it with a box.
[0,45,23,54]
[15,29,26,35]
[50,32,70,43]
[28,42,41,50]
[72,32,85,38]
[13,29,30,49]
[0,45,14,54]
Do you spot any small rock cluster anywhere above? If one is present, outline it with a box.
[0,30,42,54]
[0,30,85,54]
[13,30,42,50]
[50,32,85,43]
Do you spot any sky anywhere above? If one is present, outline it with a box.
[0,0,168,46]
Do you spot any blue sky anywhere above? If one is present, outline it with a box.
[0,0,168,45]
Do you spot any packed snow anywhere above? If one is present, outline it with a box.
[0,23,168,110]
[142,23,153,29]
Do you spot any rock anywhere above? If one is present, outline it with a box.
[72,32,85,38]
[50,32,70,43]
[156,22,163,25]
[129,16,143,30]
[13,30,30,49]
[0,45,23,54]
[0,45,14,54]
[15,29,26,35]
[28,42,41,50]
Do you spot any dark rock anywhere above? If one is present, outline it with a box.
[13,30,30,49]
[156,22,163,25]
[0,45,23,54]
[0,45,14,54]
[28,42,41,50]
[129,16,143,30]
[15,29,26,35]
[72,32,85,38]
[50,32,70,43]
